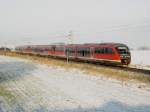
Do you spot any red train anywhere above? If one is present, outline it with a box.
[15,43,131,65]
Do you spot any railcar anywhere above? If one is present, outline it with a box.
[15,43,131,65]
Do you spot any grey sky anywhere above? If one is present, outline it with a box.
[0,0,150,48]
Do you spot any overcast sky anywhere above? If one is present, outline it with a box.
[0,0,150,48]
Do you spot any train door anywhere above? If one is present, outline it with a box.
[90,47,94,58]
[77,47,91,58]
[65,47,76,58]
[48,46,55,55]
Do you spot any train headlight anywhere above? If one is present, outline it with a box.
[120,55,127,58]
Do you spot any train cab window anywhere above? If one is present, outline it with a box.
[77,48,90,57]
[116,46,129,54]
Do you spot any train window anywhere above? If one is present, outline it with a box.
[43,47,52,51]
[101,48,105,53]
[34,48,42,52]
[44,48,49,51]
[95,47,113,54]
[105,48,113,54]
[55,47,64,51]
[95,48,99,53]
[108,48,113,54]
[65,48,75,56]
[77,48,90,57]
[95,48,104,54]
[52,46,55,51]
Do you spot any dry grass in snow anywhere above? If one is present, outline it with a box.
[1,51,150,83]
[0,56,150,112]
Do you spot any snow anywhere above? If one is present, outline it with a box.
[131,50,150,69]
[0,56,150,112]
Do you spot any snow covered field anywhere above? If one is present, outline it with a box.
[0,56,150,112]
[131,50,150,69]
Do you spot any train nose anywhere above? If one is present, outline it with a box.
[120,55,131,65]
[121,59,130,65]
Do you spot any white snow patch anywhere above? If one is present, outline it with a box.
[131,50,150,69]
[0,56,150,112]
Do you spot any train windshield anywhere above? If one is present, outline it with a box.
[116,46,130,55]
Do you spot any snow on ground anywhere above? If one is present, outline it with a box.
[0,56,150,112]
[131,50,150,69]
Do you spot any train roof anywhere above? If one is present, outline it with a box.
[66,43,128,47]
[16,43,129,49]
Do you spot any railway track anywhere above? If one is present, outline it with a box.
[113,66,150,75]
[60,56,150,75]
[1,51,150,76]
[78,60,150,75]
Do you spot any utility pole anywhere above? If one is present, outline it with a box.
[66,31,74,63]
[68,30,74,44]
[66,49,69,64]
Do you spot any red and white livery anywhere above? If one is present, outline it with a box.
[15,43,131,65]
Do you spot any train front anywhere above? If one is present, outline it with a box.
[116,45,131,65]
